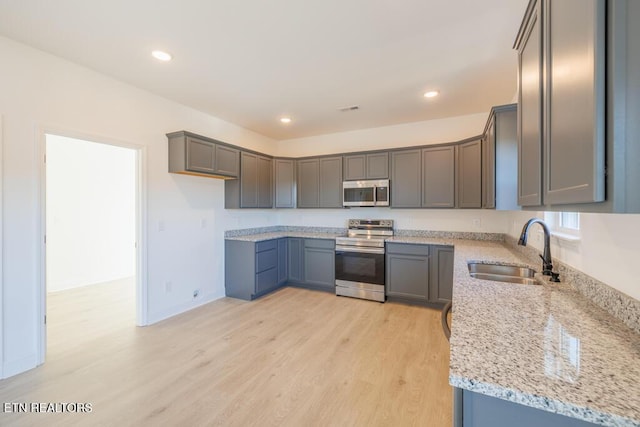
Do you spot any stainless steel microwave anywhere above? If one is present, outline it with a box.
[343,179,390,207]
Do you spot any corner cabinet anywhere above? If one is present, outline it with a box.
[225,152,272,208]
[168,131,239,179]
[483,104,519,211]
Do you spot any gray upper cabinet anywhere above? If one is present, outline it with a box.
[484,104,520,211]
[297,157,342,208]
[168,131,239,179]
[515,0,609,209]
[343,152,389,180]
[544,0,606,205]
[457,140,482,208]
[225,152,273,208]
[319,157,343,208]
[422,146,455,208]
[482,123,496,209]
[391,150,422,208]
[515,0,543,207]
[297,159,320,208]
[274,158,296,208]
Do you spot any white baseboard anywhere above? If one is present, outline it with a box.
[146,292,225,325]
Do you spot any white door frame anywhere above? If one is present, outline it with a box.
[37,126,148,365]
[0,114,4,379]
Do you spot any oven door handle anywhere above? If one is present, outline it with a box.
[335,246,385,255]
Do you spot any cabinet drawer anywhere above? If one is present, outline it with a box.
[256,248,278,273]
[256,268,278,294]
[304,238,335,250]
[386,243,430,256]
[256,239,278,252]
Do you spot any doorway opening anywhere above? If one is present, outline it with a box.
[42,133,145,363]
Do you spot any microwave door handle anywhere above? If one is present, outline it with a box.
[372,186,377,204]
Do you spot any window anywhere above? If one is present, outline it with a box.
[544,212,581,240]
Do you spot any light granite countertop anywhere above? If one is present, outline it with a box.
[225,231,640,426]
[225,231,344,242]
[444,239,640,427]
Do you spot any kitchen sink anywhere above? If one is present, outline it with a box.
[467,262,539,285]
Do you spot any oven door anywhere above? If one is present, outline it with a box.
[335,246,385,286]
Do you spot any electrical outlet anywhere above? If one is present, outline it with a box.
[201,218,207,229]
[158,220,165,232]
[472,218,481,229]
[165,281,172,293]
[193,289,200,299]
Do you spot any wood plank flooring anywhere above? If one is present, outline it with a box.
[0,283,452,426]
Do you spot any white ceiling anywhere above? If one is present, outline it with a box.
[0,0,528,140]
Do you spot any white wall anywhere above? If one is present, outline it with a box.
[277,208,509,233]
[276,113,487,157]
[0,35,279,377]
[506,211,640,301]
[46,135,136,292]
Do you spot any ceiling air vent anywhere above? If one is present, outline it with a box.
[338,105,360,112]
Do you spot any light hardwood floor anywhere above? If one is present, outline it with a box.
[0,283,452,426]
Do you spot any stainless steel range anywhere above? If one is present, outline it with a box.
[335,219,394,302]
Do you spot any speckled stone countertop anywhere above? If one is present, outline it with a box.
[442,239,640,427]
[225,231,344,242]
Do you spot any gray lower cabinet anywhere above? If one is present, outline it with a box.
[225,238,287,300]
[343,152,389,180]
[391,150,422,208]
[429,245,454,303]
[458,389,599,427]
[274,158,296,208]
[422,145,456,208]
[386,243,430,302]
[288,238,304,282]
[386,242,454,304]
[457,140,482,208]
[168,131,240,179]
[297,157,343,208]
[225,152,273,208]
[302,239,335,290]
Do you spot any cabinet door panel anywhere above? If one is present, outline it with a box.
[304,248,335,288]
[257,156,273,208]
[274,159,296,208]
[457,140,482,208]
[319,157,343,208]
[386,253,429,300]
[544,0,605,204]
[288,238,304,282]
[297,159,319,208]
[483,120,496,209]
[240,152,258,208]
[518,5,543,207]
[343,155,366,181]
[391,150,422,208]
[366,153,389,179]
[429,246,454,303]
[186,137,215,173]
[215,145,239,177]
[277,238,288,285]
[422,146,455,208]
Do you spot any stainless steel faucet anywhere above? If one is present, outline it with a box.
[518,218,560,282]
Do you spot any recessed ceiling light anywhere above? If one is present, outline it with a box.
[424,90,440,98]
[280,117,292,124]
[151,50,172,62]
